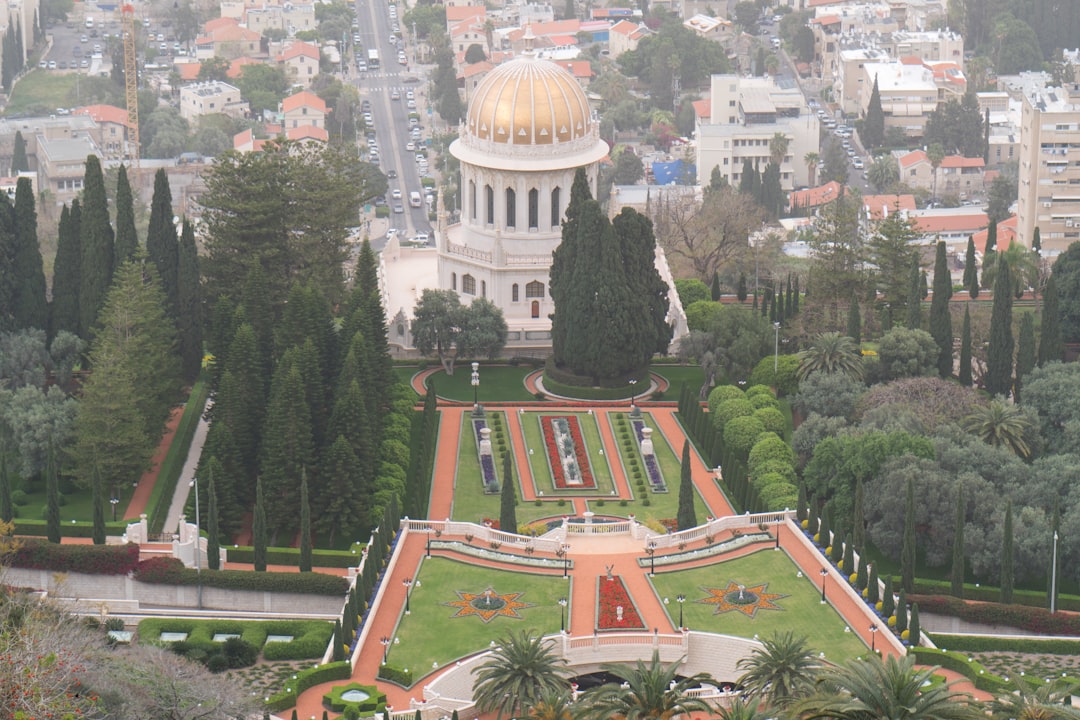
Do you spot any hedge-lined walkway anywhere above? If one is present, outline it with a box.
[123,405,184,520]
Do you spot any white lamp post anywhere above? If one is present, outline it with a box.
[471,362,482,416]
[189,478,202,609]
[773,321,781,372]
[1051,530,1059,614]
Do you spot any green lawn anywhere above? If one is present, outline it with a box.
[451,412,564,528]
[389,557,570,680]
[14,481,140,524]
[652,365,703,396]
[649,549,869,662]
[520,412,616,497]
[424,365,536,402]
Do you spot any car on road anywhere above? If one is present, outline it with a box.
[413,231,429,244]
[386,169,397,178]
[361,100,371,112]
[406,141,415,151]
[406,99,416,109]
[410,128,422,140]
[391,90,400,100]
[48,60,56,69]
[80,34,88,42]
[852,158,864,170]
[406,90,414,100]
[391,189,402,200]
[80,59,88,68]
[393,202,404,214]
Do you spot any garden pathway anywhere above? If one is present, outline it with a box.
[429,406,466,520]
[161,399,212,534]
[649,408,735,518]
[122,405,184,520]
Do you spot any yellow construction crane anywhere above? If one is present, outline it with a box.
[120,3,140,175]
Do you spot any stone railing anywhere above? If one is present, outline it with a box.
[445,240,492,262]
[644,511,794,549]
[401,519,564,554]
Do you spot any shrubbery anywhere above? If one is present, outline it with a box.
[376,663,413,687]
[11,540,140,575]
[133,557,349,595]
[910,594,1080,636]
[265,661,352,712]
[226,545,362,569]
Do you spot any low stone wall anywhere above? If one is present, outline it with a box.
[1,568,343,617]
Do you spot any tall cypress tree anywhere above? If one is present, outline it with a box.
[710,271,721,301]
[91,465,106,544]
[550,168,592,367]
[908,603,921,646]
[906,256,921,329]
[299,470,312,572]
[846,295,861,345]
[856,554,868,591]
[1033,226,1042,253]
[50,202,81,338]
[986,260,1014,397]
[896,588,908,632]
[260,363,315,538]
[176,220,203,382]
[46,444,60,543]
[842,530,854,573]
[901,478,915,593]
[10,130,28,172]
[253,477,267,571]
[1000,501,1014,604]
[863,75,884,148]
[958,306,973,386]
[146,168,179,317]
[930,241,953,377]
[1039,274,1063,366]
[736,272,747,302]
[985,221,997,257]
[113,165,138,266]
[677,440,697,531]
[0,446,11,523]
[852,477,865,550]
[867,562,880,604]
[207,471,221,571]
[0,193,15,332]
[963,236,979,298]
[817,504,831,548]
[950,483,964,598]
[78,155,115,339]
[881,575,895,618]
[12,177,47,330]
[1015,313,1036,402]
[499,452,516,533]
[796,481,807,523]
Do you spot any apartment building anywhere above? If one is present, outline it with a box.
[180,81,250,120]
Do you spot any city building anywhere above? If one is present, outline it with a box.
[277,41,321,87]
[280,90,326,131]
[179,81,250,121]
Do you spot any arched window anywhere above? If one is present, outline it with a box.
[505,187,516,228]
[469,180,476,220]
[551,187,561,227]
[526,281,545,298]
[397,324,404,336]
[512,283,519,302]
[451,272,457,291]
[528,188,539,229]
[481,280,487,298]
[531,300,540,318]
[485,185,494,225]
[462,274,476,295]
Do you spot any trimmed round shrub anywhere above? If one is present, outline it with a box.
[752,460,797,485]
[707,384,745,414]
[223,637,258,668]
[748,434,796,476]
[10,489,28,506]
[758,482,799,511]
[745,384,774,400]
[749,354,801,397]
[712,398,755,432]
[750,471,789,491]
[749,392,780,410]
[723,415,767,459]
[753,406,786,436]
[206,653,229,673]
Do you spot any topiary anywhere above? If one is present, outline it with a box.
[206,653,229,673]
[707,384,745,414]
[10,489,28,506]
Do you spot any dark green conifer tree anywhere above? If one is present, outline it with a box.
[1014,313,1036,402]
[207,471,221,571]
[332,619,344,662]
[930,241,953,377]
[217,324,266,473]
[0,447,11,522]
[906,256,921,329]
[985,220,997,257]
[46,445,60,543]
[853,477,865,550]
[92,465,106,545]
[959,306,973,386]
[881,575,895,618]
[260,363,315,539]
[12,178,46,330]
[736,271,748,302]
[963,236,979,298]
[796,481,807,522]
[986,260,1014,397]
[113,165,138,266]
[1000,501,1014,604]
[78,155,115,339]
[550,168,592,366]
[176,219,203,382]
[253,477,267,571]
[299,470,312,572]
[677,441,697,530]
[316,434,364,546]
[10,130,28,173]
[146,168,179,317]
[830,530,845,564]
[863,75,884,148]
[0,194,17,332]
[901,478,915,593]
[896,588,908,632]
[499,452,516,533]
[817,504,830,548]
[867,563,880,604]
[856,554,868,591]
[846,295,861,345]
[908,603,921,646]
[710,271,721,301]
[241,264,275,388]
[793,275,800,312]
[842,531,854,573]
[1039,274,1063,366]
[950,483,964,598]
[1033,226,1042,253]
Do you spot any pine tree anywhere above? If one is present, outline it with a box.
[863,75,884,149]
[950,483,964,598]
[0,446,11,522]
[908,602,922,646]
[299,470,312,572]
[906,255,921,329]
[710,271,721,301]
[91,465,106,544]
[499,452,516,533]
[830,529,845,564]
[959,306,973,387]
[846,295,861,346]
[50,202,81,338]
[677,441,697,530]
[550,167,592,366]
[852,477,865,550]
[316,435,364,547]
[986,260,1015,397]
[241,264,275,388]
[260,363,315,539]
[1039,274,1063,366]
[928,241,954,376]
[78,155,115,339]
[963,236,979,299]
[881,575,895,618]
[253,477,267,571]
[10,130,28,173]
[901,478,915,593]
[146,168,179,317]
[12,178,47,330]
[216,324,266,473]
[0,191,16,331]
[796,481,807,522]
[113,165,138,266]
[1014,313,1036,402]
[46,444,60,543]
[736,272,748,302]
[985,220,997,256]
[920,269,929,299]
[1000,501,1014,604]
[176,220,203,383]
[207,472,221,571]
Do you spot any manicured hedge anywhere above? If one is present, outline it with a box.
[376,663,413,687]
[137,618,332,660]
[14,520,127,538]
[133,557,349,596]
[226,545,362,569]
[11,540,140,575]
[544,356,644,391]
[910,578,1080,613]
[261,620,334,661]
[149,375,211,534]
[910,594,1080,637]
[930,633,1080,656]
[910,647,1010,694]
[265,661,351,713]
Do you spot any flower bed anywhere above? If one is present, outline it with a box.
[472,418,499,494]
[597,576,646,630]
[631,418,667,492]
[540,415,596,489]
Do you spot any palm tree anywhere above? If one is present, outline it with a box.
[770,132,791,167]
[526,688,576,720]
[962,398,1035,458]
[804,152,820,187]
[981,242,1040,299]
[793,653,982,720]
[989,677,1080,720]
[927,142,945,203]
[797,332,864,381]
[716,697,773,720]
[736,631,821,708]
[472,629,569,720]
[577,650,714,720]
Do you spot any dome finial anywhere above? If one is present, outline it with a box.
[523,24,536,54]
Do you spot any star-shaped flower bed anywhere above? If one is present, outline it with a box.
[444,587,536,623]
[697,581,788,618]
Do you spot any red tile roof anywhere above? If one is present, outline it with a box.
[446,5,486,22]
[458,61,493,79]
[971,215,1017,254]
[862,194,916,220]
[940,155,985,169]
[692,98,710,119]
[787,181,843,209]
[286,125,328,142]
[229,56,261,79]
[277,41,319,62]
[281,90,326,114]
[912,212,988,234]
[898,149,928,169]
[177,62,201,81]
[74,104,132,128]
[552,60,593,78]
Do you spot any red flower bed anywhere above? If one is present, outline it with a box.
[597,576,645,630]
[540,415,596,489]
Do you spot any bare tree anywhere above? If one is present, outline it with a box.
[654,186,762,281]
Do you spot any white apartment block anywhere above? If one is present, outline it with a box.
[696,75,820,189]
[885,29,963,65]
[856,60,964,135]
[179,81,250,121]
[1016,84,1080,253]
[834,47,890,115]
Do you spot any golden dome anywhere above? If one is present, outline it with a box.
[466,55,592,146]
